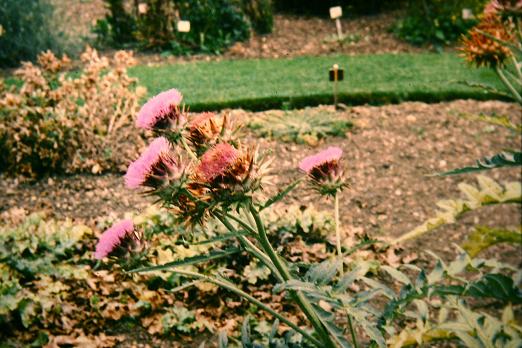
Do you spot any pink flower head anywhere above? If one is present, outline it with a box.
[299,147,343,174]
[189,112,215,130]
[136,88,183,130]
[94,219,134,259]
[299,147,346,195]
[196,143,238,182]
[125,137,182,189]
[484,0,522,16]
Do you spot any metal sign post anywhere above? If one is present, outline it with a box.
[329,64,344,110]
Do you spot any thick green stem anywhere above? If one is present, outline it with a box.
[161,268,322,347]
[248,203,337,348]
[511,56,522,81]
[181,136,198,161]
[334,193,343,276]
[335,194,359,348]
[496,66,522,104]
[347,313,359,348]
[224,212,258,236]
[215,213,281,282]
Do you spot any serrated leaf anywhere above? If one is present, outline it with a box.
[413,300,429,322]
[360,277,395,299]
[218,331,228,348]
[352,288,382,305]
[427,260,445,284]
[128,247,241,273]
[334,263,371,293]
[453,331,484,347]
[242,317,252,347]
[465,273,522,304]
[305,259,339,285]
[381,266,412,285]
[414,270,427,290]
[270,319,279,341]
[275,279,323,297]
[462,226,522,258]
[437,151,522,176]
[360,321,386,348]
[314,305,353,348]
[446,252,470,276]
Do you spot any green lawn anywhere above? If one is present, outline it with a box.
[130,53,504,111]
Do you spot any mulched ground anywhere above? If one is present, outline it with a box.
[2,99,520,265]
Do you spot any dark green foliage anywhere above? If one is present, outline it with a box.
[95,0,251,54]
[174,0,251,54]
[93,0,137,47]
[242,0,274,35]
[394,0,486,47]
[0,0,64,67]
[437,151,522,176]
[273,0,402,16]
[466,273,522,304]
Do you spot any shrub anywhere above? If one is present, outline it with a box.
[0,0,65,67]
[241,0,274,35]
[95,0,251,54]
[173,0,251,54]
[394,0,487,47]
[0,48,147,178]
[273,0,402,16]
[93,0,137,48]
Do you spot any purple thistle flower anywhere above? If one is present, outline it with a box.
[196,143,239,182]
[299,147,346,196]
[136,88,183,130]
[125,137,182,189]
[94,219,134,259]
[299,147,343,174]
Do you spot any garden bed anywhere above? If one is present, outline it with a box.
[1,99,520,347]
[2,99,520,256]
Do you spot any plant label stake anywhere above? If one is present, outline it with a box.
[462,8,474,20]
[177,20,191,33]
[138,3,148,14]
[329,6,343,41]
[329,64,344,109]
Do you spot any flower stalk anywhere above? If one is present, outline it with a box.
[334,193,343,276]
[248,203,337,348]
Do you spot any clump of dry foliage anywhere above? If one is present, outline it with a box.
[0,47,147,177]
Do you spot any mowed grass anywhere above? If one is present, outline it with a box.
[130,53,505,111]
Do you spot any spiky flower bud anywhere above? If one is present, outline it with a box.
[461,14,514,68]
[125,137,185,190]
[136,88,185,132]
[299,146,347,196]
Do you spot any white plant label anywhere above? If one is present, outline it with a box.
[177,20,191,33]
[329,6,342,19]
[138,3,148,14]
[462,8,474,20]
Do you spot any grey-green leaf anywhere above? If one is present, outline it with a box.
[437,151,522,176]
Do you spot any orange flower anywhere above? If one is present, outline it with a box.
[461,14,514,68]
